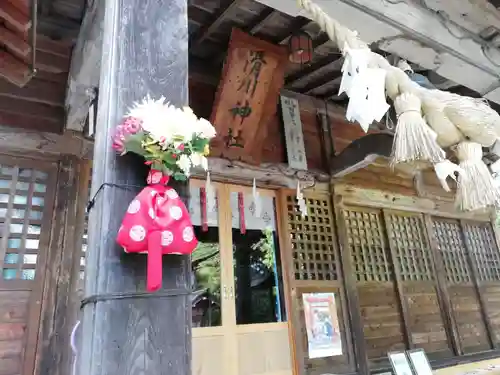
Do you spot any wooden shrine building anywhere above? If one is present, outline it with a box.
[2,0,500,375]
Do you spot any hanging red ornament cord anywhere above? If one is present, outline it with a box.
[117,170,198,292]
[238,192,246,234]
[200,187,208,232]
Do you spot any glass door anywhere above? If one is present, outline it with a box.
[226,185,293,375]
[190,179,232,375]
[190,181,293,375]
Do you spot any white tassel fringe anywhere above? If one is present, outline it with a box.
[455,142,500,211]
[391,93,445,165]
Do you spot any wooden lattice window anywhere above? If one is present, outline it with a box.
[432,219,471,284]
[342,208,391,282]
[463,222,500,282]
[0,166,49,281]
[285,195,336,281]
[385,213,433,281]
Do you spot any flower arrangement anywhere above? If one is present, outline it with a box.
[112,96,216,180]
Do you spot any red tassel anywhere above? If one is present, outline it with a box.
[238,192,246,234]
[147,231,162,292]
[200,187,208,232]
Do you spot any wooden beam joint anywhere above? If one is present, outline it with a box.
[331,133,394,177]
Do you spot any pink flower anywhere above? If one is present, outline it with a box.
[123,117,143,134]
[111,116,143,153]
[177,144,185,151]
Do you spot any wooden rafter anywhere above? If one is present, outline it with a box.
[190,0,242,48]
[248,8,276,35]
[0,25,31,57]
[331,133,394,177]
[0,50,31,87]
[0,2,31,33]
[298,69,343,94]
[286,54,342,86]
[272,17,310,44]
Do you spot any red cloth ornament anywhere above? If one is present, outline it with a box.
[117,170,198,292]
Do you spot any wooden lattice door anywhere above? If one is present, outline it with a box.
[462,221,500,348]
[431,218,491,353]
[280,191,354,375]
[0,157,57,375]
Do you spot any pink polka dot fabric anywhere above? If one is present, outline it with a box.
[116,170,198,292]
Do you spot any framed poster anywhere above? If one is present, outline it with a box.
[388,351,414,375]
[302,292,342,359]
[407,349,433,375]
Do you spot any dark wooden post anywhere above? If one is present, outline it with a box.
[78,0,191,374]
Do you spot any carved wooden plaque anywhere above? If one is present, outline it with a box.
[280,95,307,170]
[209,28,288,165]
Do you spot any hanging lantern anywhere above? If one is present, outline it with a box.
[288,31,313,65]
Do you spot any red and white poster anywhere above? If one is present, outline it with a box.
[302,293,343,359]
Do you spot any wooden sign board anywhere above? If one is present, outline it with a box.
[209,28,288,165]
[280,95,307,170]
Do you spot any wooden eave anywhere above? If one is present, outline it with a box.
[0,0,33,86]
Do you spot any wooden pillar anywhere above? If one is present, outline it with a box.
[77,0,191,374]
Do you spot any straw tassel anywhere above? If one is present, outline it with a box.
[391,92,446,165]
[455,141,500,211]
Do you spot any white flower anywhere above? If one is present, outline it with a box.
[176,154,192,176]
[196,118,216,139]
[191,153,208,170]
[126,96,176,144]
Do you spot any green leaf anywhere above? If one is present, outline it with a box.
[123,132,147,156]
[173,172,188,181]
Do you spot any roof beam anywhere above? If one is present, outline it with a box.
[331,133,394,177]
[0,2,31,33]
[272,17,310,44]
[0,50,31,87]
[0,25,31,58]
[286,54,342,86]
[298,70,342,94]
[248,8,276,35]
[190,0,242,49]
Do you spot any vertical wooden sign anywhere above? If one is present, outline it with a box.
[210,28,288,165]
[280,95,307,170]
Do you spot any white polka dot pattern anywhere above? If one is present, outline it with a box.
[166,190,178,199]
[161,230,174,246]
[130,225,146,242]
[127,200,141,214]
[182,227,194,242]
[170,206,183,220]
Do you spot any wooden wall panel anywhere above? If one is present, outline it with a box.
[404,283,451,356]
[0,290,29,375]
[482,285,500,344]
[358,283,405,360]
[0,36,71,134]
[337,159,418,196]
[449,285,490,353]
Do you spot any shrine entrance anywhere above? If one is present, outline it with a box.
[189,179,293,375]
